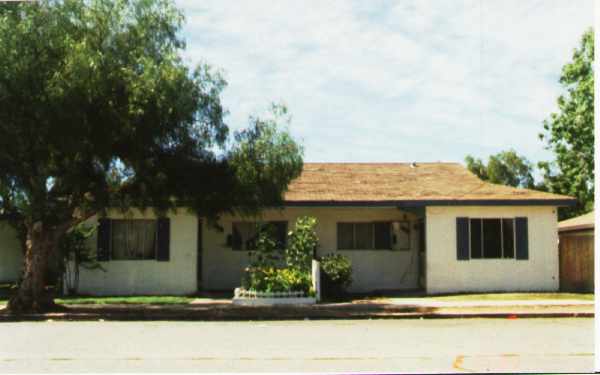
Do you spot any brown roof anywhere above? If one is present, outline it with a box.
[283,162,575,206]
[559,211,594,232]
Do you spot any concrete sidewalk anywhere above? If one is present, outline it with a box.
[0,297,593,321]
[385,297,594,307]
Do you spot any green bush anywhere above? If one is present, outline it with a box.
[58,223,104,294]
[320,253,352,298]
[242,267,311,293]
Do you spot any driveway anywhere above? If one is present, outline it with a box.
[0,318,593,373]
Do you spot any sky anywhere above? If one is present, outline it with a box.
[174,0,593,168]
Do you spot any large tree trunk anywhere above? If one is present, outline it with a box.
[7,223,61,313]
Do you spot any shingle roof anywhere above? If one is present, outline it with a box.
[283,162,575,206]
[559,211,594,232]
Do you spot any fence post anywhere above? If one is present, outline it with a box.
[311,259,321,302]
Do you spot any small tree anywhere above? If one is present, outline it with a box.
[285,216,318,272]
[248,224,283,270]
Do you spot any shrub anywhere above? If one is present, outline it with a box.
[58,223,104,294]
[242,267,311,293]
[319,253,352,298]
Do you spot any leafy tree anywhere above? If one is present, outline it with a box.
[539,29,594,219]
[0,0,303,312]
[465,150,535,188]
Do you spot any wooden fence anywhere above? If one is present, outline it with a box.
[559,231,594,292]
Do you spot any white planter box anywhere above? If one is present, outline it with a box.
[232,287,316,305]
[232,296,316,306]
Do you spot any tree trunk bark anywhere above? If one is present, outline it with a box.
[7,223,60,313]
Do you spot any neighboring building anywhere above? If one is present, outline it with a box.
[558,211,594,292]
[0,163,574,295]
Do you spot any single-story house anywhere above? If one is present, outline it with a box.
[558,211,594,292]
[0,162,574,295]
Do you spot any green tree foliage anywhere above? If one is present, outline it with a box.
[465,150,535,188]
[539,29,594,218]
[285,216,318,272]
[0,0,303,312]
[248,224,282,270]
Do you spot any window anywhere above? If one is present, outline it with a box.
[469,218,515,259]
[374,222,392,249]
[231,221,287,251]
[111,220,157,260]
[337,222,392,250]
[354,223,373,249]
[337,223,354,250]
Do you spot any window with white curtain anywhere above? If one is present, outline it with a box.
[111,220,157,260]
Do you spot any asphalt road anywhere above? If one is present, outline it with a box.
[0,318,593,373]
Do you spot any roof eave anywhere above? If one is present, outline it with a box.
[558,223,594,233]
[283,199,576,207]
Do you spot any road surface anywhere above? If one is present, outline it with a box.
[0,318,593,373]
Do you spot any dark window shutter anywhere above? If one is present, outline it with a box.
[97,218,111,261]
[515,217,529,260]
[157,218,170,261]
[456,217,470,260]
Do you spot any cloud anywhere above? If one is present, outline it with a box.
[175,0,593,166]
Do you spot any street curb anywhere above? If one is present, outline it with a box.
[0,311,593,322]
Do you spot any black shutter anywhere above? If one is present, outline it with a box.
[515,217,529,260]
[456,217,470,260]
[97,218,111,261]
[157,218,170,261]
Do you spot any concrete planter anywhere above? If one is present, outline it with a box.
[232,288,316,306]
[232,260,321,306]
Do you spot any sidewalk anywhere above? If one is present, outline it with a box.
[0,297,593,321]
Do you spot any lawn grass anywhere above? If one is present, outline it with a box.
[55,295,196,305]
[0,295,196,306]
[0,283,197,305]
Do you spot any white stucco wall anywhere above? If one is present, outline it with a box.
[425,206,559,294]
[203,207,422,293]
[0,222,23,282]
[77,209,198,296]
